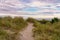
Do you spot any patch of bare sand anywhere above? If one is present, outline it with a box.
[20,23,34,40]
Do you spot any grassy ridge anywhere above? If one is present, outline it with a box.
[28,18,60,40]
[0,16,28,40]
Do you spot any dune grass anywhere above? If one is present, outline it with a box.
[31,18,60,40]
[0,16,28,40]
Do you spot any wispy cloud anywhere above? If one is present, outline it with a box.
[0,0,60,12]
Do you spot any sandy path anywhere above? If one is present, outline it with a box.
[20,23,34,40]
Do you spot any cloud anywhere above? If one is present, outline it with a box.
[0,0,60,12]
[26,1,52,7]
[0,0,26,11]
[39,0,60,3]
[0,0,60,18]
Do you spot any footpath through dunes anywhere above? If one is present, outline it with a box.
[20,23,34,40]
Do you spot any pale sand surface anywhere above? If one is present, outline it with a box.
[20,23,34,40]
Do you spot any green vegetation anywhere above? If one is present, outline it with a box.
[0,16,28,40]
[27,17,38,23]
[0,16,60,40]
[32,18,60,40]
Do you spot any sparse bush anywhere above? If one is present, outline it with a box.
[27,17,37,23]
[51,18,59,24]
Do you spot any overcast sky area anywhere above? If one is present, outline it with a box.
[0,0,60,12]
[0,0,60,18]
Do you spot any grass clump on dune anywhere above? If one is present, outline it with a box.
[0,16,28,40]
[32,18,60,40]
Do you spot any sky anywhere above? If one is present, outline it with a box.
[0,0,60,12]
[0,0,60,18]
